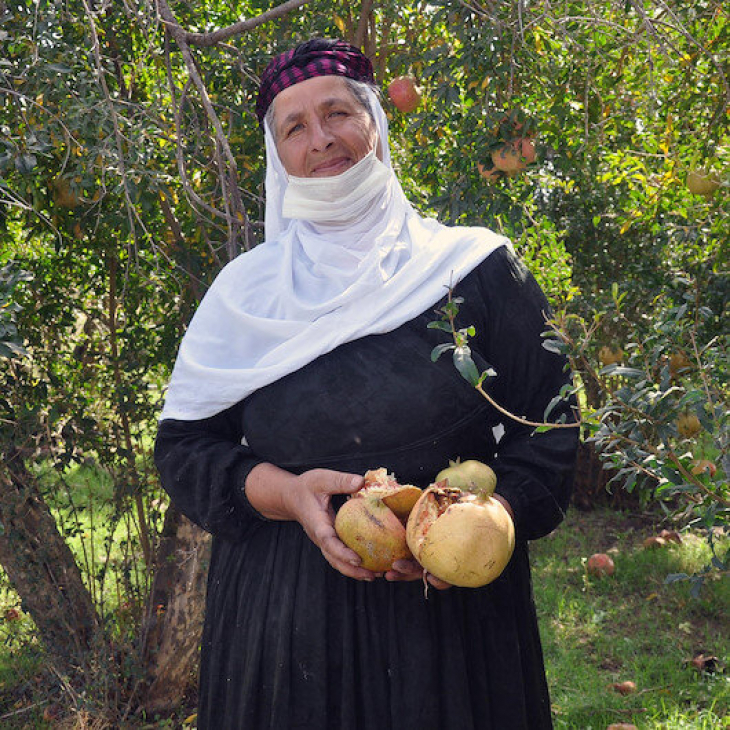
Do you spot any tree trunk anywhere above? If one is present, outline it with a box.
[572,438,641,511]
[141,505,210,713]
[0,446,99,672]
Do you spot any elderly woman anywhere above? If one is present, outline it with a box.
[155,39,578,730]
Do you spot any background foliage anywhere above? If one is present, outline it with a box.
[0,0,726,724]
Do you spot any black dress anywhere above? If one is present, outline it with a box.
[155,245,578,730]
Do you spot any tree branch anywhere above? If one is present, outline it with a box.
[179,0,311,48]
[157,0,252,255]
[354,0,375,50]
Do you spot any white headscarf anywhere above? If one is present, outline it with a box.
[160,85,508,421]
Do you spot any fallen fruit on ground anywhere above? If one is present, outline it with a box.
[586,552,615,577]
[387,76,421,113]
[610,680,637,695]
[406,478,515,587]
[435,459,497,495]
[658,529,682,544]
[687,653,721,674]
[334,468,421,571]
[643,536,667,549]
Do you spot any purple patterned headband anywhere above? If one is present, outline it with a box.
[256,39,375,126]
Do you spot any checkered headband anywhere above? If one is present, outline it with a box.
[255,39,374,126]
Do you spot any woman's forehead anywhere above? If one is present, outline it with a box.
[274,75,354,112]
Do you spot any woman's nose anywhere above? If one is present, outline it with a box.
[309,119,334,150]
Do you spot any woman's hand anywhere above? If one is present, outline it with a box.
[289,468,387,581]
[385,559,452,590]
[245,463,381,581]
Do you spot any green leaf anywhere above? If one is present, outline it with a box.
[607,366,645,378]
[431,343,454,362]
[543,394,564,421]
[664,573,689,584]
[453,346,480,386]
[542,339,567,355]
[427,320,452,332]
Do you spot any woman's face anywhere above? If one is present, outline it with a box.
[272,75,377,178]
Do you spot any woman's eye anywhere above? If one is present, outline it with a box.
[286,123,303,136]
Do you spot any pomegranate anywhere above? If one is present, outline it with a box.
[691,459,717,477]
[658,529,682,544]
[387,76,421,113]
[610,680,637,695]
[519,137,537,164]
[490,137,535,175]
[435,459,497,495]
[586,552,615,578]
[477,162,501,182]
[598,345,623,366]
[334,468,421,571]
[676,412,701,438]
[686,168,720,197]
[406,480,515,587]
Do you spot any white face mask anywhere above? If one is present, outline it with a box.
[281,149,391,224]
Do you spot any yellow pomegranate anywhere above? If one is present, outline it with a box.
[435,459,497,495]
[598,345,624,366]
[335,469,421,572]
[676,412,701,439]
[406,481,515,588]
[686,168,720,198]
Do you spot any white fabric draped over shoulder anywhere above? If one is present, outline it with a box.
[160,86,509,421]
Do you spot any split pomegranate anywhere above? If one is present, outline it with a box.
[334,468,421,572]
[406,477,515,588]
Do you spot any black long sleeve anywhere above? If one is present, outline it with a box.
[155,406,265,542]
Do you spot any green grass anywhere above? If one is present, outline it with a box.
[532,507,729,729]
